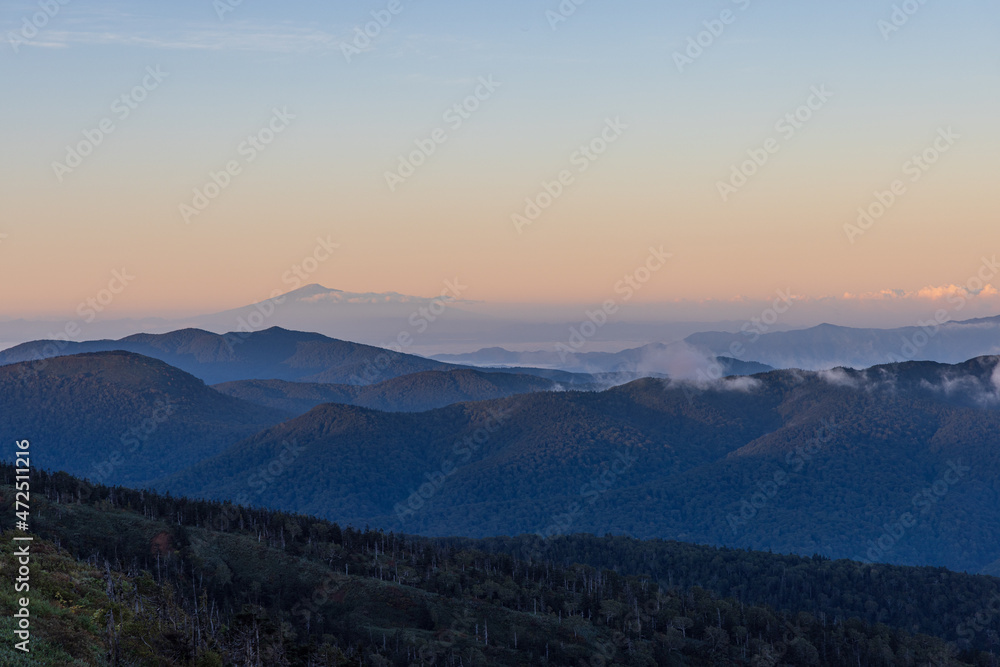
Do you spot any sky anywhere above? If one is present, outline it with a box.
[1,0,999,328]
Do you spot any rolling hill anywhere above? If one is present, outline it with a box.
[213,368,561,415]
[0,351,289,485]
[0,326,452,385]
[0,326,599,387]
[157,356,1000,573]
[433,344,775,377]
[684,316,1000,370]
[433,315,1000,373]
[9,345,1000,573]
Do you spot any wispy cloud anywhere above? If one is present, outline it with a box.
[2,4,490,57]
[16,24,343,53]
[842,284,1000,302]
[1,4,346,54]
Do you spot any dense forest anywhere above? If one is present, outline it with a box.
[159,365,1000,573]
[212,368,558,416]
[2,463,998,665]
[0,352,290,485]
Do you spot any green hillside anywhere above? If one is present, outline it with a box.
[1,464,990,665]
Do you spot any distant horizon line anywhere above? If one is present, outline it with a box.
[6,280,1000,322]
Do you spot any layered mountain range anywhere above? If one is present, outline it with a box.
[436,316,1000,372]
[4,334,1000,573]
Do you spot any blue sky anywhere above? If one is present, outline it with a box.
[1,0,998,324]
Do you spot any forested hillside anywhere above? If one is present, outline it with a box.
[159,358,1000,572]
[8,349,1000,574]
[0,352,289,485]
[0,327,454,385]
[1,464,992,665]
[213,368,559,415]
[0,327,595,386]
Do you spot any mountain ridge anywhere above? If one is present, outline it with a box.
[213,367,562,415]
[0,350,290,485]
[152,354,1000,572]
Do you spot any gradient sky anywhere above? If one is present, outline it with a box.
[2,0,998,321]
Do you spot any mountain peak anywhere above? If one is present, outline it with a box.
[286,283,339,298]
[273,285,457,305]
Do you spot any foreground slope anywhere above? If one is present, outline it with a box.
[1,464,988,665]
